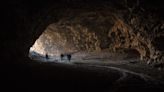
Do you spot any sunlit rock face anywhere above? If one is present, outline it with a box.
[30,12,114,56]
[30,25,76,56]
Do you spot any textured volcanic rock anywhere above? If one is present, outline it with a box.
[108,5,164,64]
[108,17,164,63]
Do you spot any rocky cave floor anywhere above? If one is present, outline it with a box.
[28,51,164,91]
[73,59,164,81]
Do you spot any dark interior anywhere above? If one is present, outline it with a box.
[2,0,164,92]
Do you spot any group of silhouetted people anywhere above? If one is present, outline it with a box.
[60,54,72,62]
[45,53,72,62]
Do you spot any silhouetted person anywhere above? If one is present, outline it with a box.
[45,53,49,59]
[67,54,71,62]
[60,54,64,61]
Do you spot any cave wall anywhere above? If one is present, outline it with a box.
[108,17,164,64]
[3,0,164,64]
[31,3,164,64]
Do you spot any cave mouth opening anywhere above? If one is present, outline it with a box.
[28,23,141,64]
[28,24,71,63]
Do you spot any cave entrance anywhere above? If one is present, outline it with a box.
[28,24,77,62]
[28,23,140,64]
[28,22,111,63]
